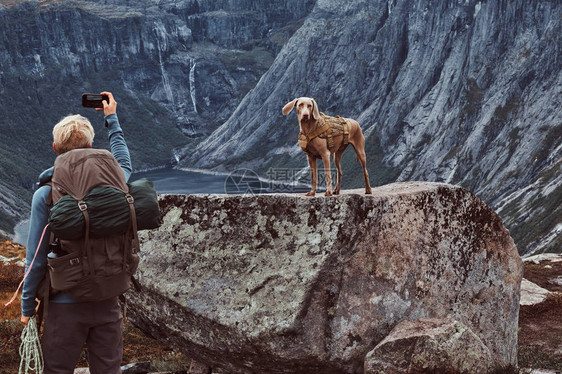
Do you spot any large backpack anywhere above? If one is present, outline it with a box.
[46,148,143,302]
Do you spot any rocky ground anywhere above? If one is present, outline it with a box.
[1,238,561,373]
[518,254,562,372]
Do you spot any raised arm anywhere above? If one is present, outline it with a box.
[100,91,133,181]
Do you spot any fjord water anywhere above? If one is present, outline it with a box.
[130,168,231,194]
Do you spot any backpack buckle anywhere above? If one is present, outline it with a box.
[78,201,88,211]
[126,194,134,204]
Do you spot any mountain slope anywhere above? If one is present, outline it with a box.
[181,0,561,256]
[0,0,314,236]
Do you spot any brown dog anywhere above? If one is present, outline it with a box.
[282,97,372,196]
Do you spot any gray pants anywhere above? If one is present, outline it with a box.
[42,297,123,374]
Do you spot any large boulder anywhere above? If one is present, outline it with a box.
[127,182,522,373]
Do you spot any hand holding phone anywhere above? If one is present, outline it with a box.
[82,92,116,116]
[82,93,109,108]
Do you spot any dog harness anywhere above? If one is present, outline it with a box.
[298,113,350,157]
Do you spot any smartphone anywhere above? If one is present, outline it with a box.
[82,93,109,108]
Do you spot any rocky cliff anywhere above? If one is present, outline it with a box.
[180,0,561,256]
[0,0,313,236]
[127,183,522,373]
[0,0,313,136]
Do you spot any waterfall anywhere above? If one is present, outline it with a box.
[153,22,174,105]
[32,54,45,78]
[172,148,181,163]
[189,58,197,114]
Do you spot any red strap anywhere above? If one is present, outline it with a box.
[4,224,50,307]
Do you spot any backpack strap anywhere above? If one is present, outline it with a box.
[41,181,53,206]
[126,193,140,254]
[35,271,51,330]
[78,200,95,276]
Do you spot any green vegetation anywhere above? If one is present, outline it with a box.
[533,124,562,166]
[502,161,562,255]
[268,18,307,49]
[483,97,521,140]
[0,210,21,239]
[508,127,522,154]
[512,184,561,254]
[217,46,274,73]
[216,45,275,97]
[443,145,462,162]
[0,70,189,234]
[460,78,483,121]
[492,97,521,123]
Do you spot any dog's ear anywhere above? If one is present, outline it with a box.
[282,99,298,115]
[311,98,320,120]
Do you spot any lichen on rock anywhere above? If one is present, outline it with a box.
[127,182,522,373]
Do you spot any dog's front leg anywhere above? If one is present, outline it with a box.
[321,151,333,196]
[306,154,317,196]
[334,150,344,195]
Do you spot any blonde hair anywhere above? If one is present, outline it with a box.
[52,114,95,154]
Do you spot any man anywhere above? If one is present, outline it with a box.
[20,91,132,374]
